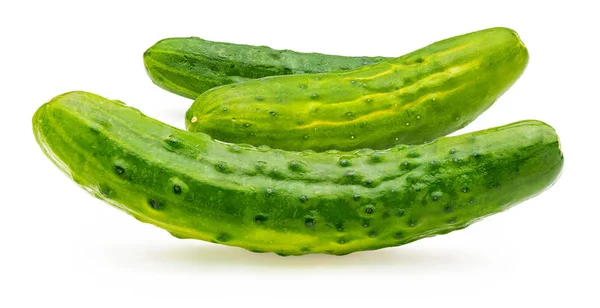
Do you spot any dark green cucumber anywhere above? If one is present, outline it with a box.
[186,27,529,152]
[144,37,388,99]
[33,91,562,256]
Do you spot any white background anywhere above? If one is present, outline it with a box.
[1,1,598,306]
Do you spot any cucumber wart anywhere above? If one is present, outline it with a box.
[33,91,563,256]
[186,27,529,152]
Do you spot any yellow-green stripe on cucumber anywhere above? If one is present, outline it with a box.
[34,91,562,256]
[187,27,529,152]
[144,37,388,99]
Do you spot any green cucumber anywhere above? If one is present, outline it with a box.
[186,27,529,152]
[144,37,388,99]
[33,91,562,256]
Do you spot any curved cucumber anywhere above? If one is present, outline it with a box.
[33,91,562,256]
[144,37,388,99]
[187,27,529,152]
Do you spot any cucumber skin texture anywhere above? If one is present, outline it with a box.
[33,91,563,256]
[187,27,529,152]
[144,37,388,99]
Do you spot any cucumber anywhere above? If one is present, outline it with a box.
[33,91,562,256]
[144,37,388,99]
[186,27,529,152]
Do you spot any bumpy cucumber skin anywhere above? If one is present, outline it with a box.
[187,27,529,152]
[33,92,562,256]
[144,37,388,99]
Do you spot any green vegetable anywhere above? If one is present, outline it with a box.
[144,37,388,99]
[33,91,562,256]
[186,27,529,152]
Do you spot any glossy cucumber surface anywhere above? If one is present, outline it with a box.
[33,91,562,256]
[187,27,529,152]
